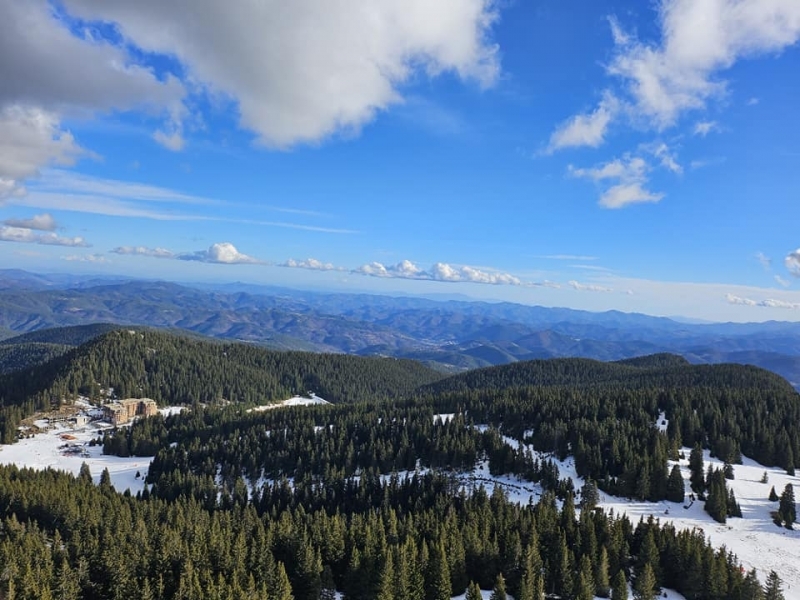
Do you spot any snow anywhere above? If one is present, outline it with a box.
[159,406,185,417]
[470,426,800,591]
[600,448,800,592]
[656,411,669,433]
[0,405,184,494]
[434,413,455,424]
[248,394,330,412]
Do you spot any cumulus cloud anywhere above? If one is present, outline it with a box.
[608,1,800,129]
[355,259,521,285]
[282,258,339,271]
[0,107,85,198]
[547,94,618,152]
[2,212,57,231]
[569,280,613,293]
[111,242,263,264]
[0,225,88,246]
[726,293,800,310]
[61,0,500,149]
[569,156,664,209]
[786,249,800,277]
[111,246,177,259]
[547,2,800,150]
[178,242,263,264]
[0,1,184,193]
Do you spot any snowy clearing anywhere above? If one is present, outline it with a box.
[248,394,330,412]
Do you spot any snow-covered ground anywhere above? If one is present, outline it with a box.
[248,394,330,412]
[0,420,150,494]
[467,427,799,593]
[601,448,800,594]
[434,413,456,424]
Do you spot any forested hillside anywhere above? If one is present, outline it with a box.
[0,329,445,443]
[0,330,795,598]
[0,462,764,600]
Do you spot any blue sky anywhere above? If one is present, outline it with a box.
[1,0,800,321]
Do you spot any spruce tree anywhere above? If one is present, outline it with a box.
[272,562,294,600]
[666,465,685,503]
[779,484,796,529]
[611,570,628,600]
[689,444,705,495]
[576,555,595,600]
[769,486,779,502]
[490,573,507,600]
[741,569,764,600]
[633,563,656,600]
[466,582,482,600]
[595,546,611,598]
[764,570,785,600]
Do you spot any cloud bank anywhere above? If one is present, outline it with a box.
[0,225,88,247]
[355,259,522,285]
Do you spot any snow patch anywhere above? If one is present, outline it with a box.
[248,394,330,412]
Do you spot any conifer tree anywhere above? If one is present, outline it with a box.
[689,444,705,495]
[576,555,595,600]
[741,569,764,600]
[595,546,611,598]
[611,570,628,600]
[779,484,796,529]
[764,571,785,600]
[633,563,656,600]
[490,573,507,600]
[666,465,684,503]
[428,541,451,600]
[272,562,294,600]
[465,581,482,600]
[769,486,779,502]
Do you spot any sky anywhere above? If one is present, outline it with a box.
[1,0,800,322]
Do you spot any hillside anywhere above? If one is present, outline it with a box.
[0,328,445,442]
[421,353,797,396]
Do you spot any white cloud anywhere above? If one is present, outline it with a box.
[354,259,521,285]
[179,242,263,265]
[1,212,57,231]
[0,107,85,198]
[775,275,791,288]
[547,2,800,151]
[726,293,800,310]
[569,155,664,208]
[647,142,682,174]
[0,225,88,247]
[282,258,339,271]
[61,253,109,263]
[756,251,772,270]
[608,1,800,129]
[569,280,613,293]
[0,1,184,192]
[693,121,719,137]
[111,246,176,259]
[62,0,500,149]
[547,94,618,152]
[786,249,800,276]
[747,97,760,106]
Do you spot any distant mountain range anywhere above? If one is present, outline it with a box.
[2,268,800,387]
